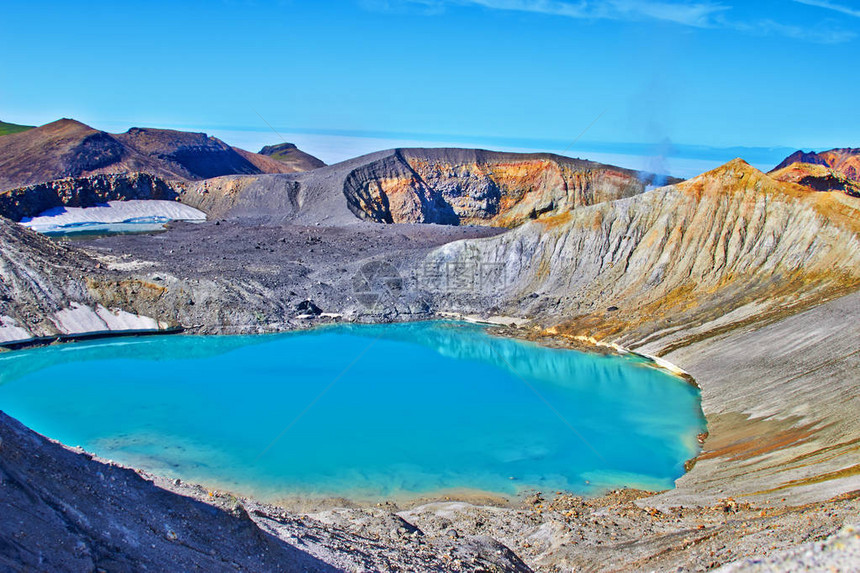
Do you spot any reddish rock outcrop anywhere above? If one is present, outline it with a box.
[772,148,860,190]
[770,162,860,197]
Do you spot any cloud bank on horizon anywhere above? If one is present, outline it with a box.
[375,0,857,43]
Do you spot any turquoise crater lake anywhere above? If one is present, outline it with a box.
[0,322,705,501]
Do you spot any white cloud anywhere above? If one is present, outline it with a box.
[739,18,857,44]
[381,0,856,42]
[410,0,729,27]
[792,0,860,18]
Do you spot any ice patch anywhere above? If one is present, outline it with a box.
[20,200,206,234]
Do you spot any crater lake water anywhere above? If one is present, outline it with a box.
[0,321,706,501]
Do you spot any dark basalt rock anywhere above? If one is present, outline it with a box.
[296,299,323,315]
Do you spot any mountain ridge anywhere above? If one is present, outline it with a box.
[0,119,325,192]
[422,158,860,350]
[176,146,670,227]
[772,147,860,183]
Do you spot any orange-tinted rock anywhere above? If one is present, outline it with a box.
[343,149,651,227]
[424,158,860,350]
[770,162,860,197]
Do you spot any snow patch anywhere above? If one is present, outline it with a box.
[51,303,166,335]
[20,200,206,233]
[95,306,162,331]
[0,316,33,344]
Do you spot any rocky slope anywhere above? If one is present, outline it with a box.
[421,159,860,350]
[0,215,174,344]
[652,289,860,508]
[0,119,324,192]
[0,413,331,572]
[714,523,860,573]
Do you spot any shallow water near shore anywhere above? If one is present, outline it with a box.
[40,221,170,237]
[0,321,706,501]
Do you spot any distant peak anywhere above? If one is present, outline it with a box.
[123,126,209,138]
[771,150,827,172]
[725,157,752,168]
[259,142,298,155]
[700,157,761,177]
[675,158,783,197]
[45,118,92,129]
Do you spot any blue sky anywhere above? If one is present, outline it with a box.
[1,1,857,175]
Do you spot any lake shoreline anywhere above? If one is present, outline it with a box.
[1,297,856,571]
[0,319,705,510]
[4,408,856,572]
